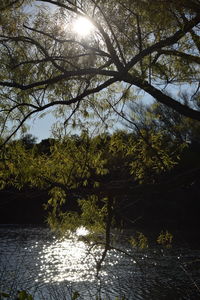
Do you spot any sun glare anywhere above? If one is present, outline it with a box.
[73,16,94,37]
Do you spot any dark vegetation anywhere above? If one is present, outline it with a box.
[1,102,200,246]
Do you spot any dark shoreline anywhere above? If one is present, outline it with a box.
[1,186,200,249]
[0,223,199,250]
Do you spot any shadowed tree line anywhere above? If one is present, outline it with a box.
[0,102,200,237]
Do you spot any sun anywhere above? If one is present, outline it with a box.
[73,16,94,37]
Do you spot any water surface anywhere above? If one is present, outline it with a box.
[0,226,200,299]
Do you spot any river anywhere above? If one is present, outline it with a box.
[0,225,200,299]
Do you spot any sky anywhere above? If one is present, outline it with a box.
[27,113,55,142]
[24,94,154,142]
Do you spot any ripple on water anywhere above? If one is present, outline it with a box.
[0,226,200,300]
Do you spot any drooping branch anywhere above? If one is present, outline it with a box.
[0,77,117,146]
[124,74,200,121]
[107,100,169,171]
[96,197,113,276]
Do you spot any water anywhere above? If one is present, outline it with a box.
[0,226,200,299]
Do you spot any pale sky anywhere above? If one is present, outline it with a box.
[27,113,55,142]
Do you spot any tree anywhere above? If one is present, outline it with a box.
[21,133,37,147]
[0,128,182,229]
[0,0,200,145]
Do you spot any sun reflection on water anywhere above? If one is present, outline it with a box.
[1,227,200,299]
[38,227,97,283]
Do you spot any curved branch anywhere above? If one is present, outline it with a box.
[0,68,118,90]
[124,73,200,121]
[126,14,200,70]
[158,49,200,64]
[0,77,117,146]
[0,109,38,148]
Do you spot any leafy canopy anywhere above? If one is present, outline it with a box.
[0,121,185,233]
[0,0,200,144]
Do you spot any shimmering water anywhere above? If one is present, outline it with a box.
[0,226,200,299]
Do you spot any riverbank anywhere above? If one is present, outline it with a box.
[0,185,200,248]
[0,187,48,224]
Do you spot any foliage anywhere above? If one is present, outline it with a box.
[0,118,186,235]
[129,230,173,249]
[21,134,37,147]
[0,290,33,300]
[0,0,200,145]
[1,95,200,237]
[157,231,173,249]
[17,290,33,300]
[129,232,149,249]
[0,289,128,300]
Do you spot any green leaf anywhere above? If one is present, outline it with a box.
[72,291,80,300]
[0,292,10,298]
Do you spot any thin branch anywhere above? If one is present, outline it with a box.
[91,0,126,65]
[106,99,168,171]
[0,110,38,148]
[158,49,200,64]
[63,100,81,126]
[126,14,200,71]
[23,24,111,58]
[38,0,78,13]
[0,77,117,145]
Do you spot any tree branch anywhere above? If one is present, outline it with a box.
[126,14,200,71]
[0,77,117,145]
[0,68,118,90]
[124,73,200,121]
[157,49,200,65]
